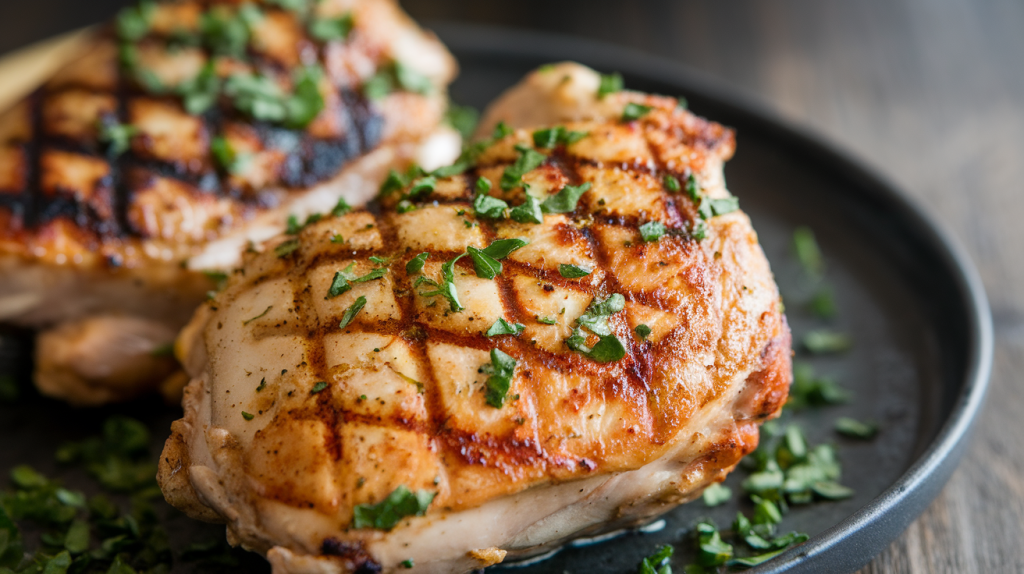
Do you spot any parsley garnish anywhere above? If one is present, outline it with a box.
[638,221,667,242]
[406,252,429,275]
[663,174,681,193]
[363,62,432,100]
[802,329,852,354]
[481,348,516,408]
[695,522,734,567]
[509,194,544,224]
[558,264,592,278]
[500,145,547,190]
[444,103,479,140]
[256,378,266,392]
[210,136,253,174]
[331,197,352,217]
[309,12,353,42]
[274,239,301,258]
[565,294,627,362]
[200,6,253,58]
[532,126,587,149]
[224,65,325,129]
[485,318,525,337]
[835,417,879,439]
[401,558,414,568]
[635,324,652,341]
[96,118,138,157]
[338,296,367,329]
[115,0,155,42]
[703,482,732,507]
[178,62,220,115]
[243,306,272,325]
[541,182,591,214]
[311,382,328,394]
[636,544,672,574]
[352,485,435,530]
[465,238,529,280]
[793,226,824,279]
[241,411,255,421]
[416,254,466,311]
[473,177,508,219]
[326,263,388,299]
[622,102,653,122]
[536,316,557,325]
[597,72,623,98]
[286,213,322,235]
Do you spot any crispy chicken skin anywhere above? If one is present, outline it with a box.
[0,0,458,404]
[158,66,791,574]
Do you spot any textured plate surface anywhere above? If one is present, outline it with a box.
[0,24,991,574]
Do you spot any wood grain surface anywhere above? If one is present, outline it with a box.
[1,1,1022,572]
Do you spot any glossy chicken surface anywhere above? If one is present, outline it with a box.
[0,0,457,403]
[159,66,791,574]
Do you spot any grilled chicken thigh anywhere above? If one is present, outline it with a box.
[158,68,791,574]
[0,0,457,404]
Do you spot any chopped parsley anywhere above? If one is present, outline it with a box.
[809,287,836,318]
[696,521,734,567]
[485,318,525,337]
[663,173,681,193]
[210,136,253,174]
[326,263,388,299]
[638,220,667,242]
[801,329,852,354]
[363,61,432,100]
[331,197,353,217]
[558,263,592,278]
[565,294,627,362]
[223,65,325,129]
[835,417,879,440]
[311,382,328,394]
[444,103,479,140]
[96,118,138,157]
[681,174,741,240]
[636,544,672,574]
[352,485,435,530]
[541,182,591,214]
[622,102,653,122]
[243,306,272,325]
[481,348,517,408]
[597,72,624,98]
[178,62,220,114]
[338,296,367,329]
[500,145,547,190]
[309,12,354,42]
[532,126,587,148]
[793,226,824,279]
[406,252,429,275]
[635,324,652,341]
[703,482,732,507]
[241,411,254,421]
[286,212,322,235]
[256,378,266,392]
[509,194,544,224]
[115,0,156,42]
[200,5,254,58]
[473,177,508,219]
[416,254,465,312]
[466,238,529,280]
[274,238,301,258]
[787,364,850,409]
[536,316,557,325]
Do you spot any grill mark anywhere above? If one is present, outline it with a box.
[10,39,385,246]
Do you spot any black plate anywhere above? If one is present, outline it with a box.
[0,24,992,574]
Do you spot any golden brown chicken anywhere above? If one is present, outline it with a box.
[0,0,458,404]
[158,65,791,574]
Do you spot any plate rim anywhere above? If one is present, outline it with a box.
[430,22,994,574]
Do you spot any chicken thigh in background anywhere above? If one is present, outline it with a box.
[0,0,459,405]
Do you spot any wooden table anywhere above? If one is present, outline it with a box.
[1,1,1021,572]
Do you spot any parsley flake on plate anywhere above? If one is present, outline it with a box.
[622,102,653,122]
[558,263,592,278]
[485,318,525,337]
[338,296,367,329]
[597,72,624,98]
[541,182,591,214]
[500,145,548,190]
[481,348,517,408]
